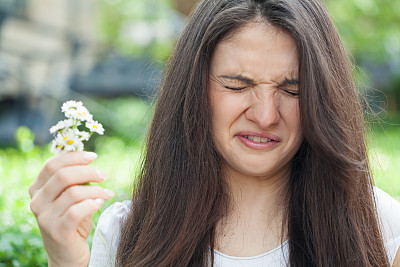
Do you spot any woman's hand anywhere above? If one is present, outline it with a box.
[29,151,114,267]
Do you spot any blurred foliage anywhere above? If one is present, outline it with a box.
[95,97,153,144]
[369,128,400,198]
[0,231,47,266]
[326,0,400,111]
[98,0,400,67]
[326,0,400,63]
[0,138,51,266]
[99,0,181,62]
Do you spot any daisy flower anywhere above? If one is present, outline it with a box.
[77,130,90,141]
[49,121,65,134]
[61,100,83,114]
[49,118,75,134]
[60,129,84,152]
[50,100,104,154]
[65,106,93,122]
[50,138,64,154]
[85,120,105,135]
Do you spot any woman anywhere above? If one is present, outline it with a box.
[29,0,400,266]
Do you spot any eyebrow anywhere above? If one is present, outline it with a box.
[219,74,299,86]
[279,79,299,86]
[218,74,255,85]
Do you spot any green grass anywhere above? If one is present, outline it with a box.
[369,128,400,200]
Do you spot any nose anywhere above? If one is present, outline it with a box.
[245,90,280,129]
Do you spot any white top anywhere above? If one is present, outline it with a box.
[88,187,400,266]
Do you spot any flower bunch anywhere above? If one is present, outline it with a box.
[49,100,104,154]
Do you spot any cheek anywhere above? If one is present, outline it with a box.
[209,91,240,154]
[210,102,229,147]
[210,92,238,128]
[282,100,302,139]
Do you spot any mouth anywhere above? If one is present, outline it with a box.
[242,135,273,143]
[236,132,280,149]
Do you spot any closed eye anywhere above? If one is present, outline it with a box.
[279,78,299,97]
[224,86,246,91]
[283,89,299,96]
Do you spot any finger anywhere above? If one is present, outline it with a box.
[59,198,105,233]
[30,165,107,215]
[50,185,114,218]
[77,214,94,239]
[29,151,98,198]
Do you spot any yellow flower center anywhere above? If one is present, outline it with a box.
[67,140,74,145]
[93,125,98,129]
[63,136,68,140]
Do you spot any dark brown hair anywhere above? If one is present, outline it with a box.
[116,0,389,266]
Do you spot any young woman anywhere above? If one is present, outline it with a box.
[29,0,400,266]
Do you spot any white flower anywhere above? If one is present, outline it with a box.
[61,100,83,114]
[49,118,75,134]
[65,106,93,121]
[50,100,104,154]
[59,129,84,152]
[49,121,64,134]
[63,118,75,128]
[77,130,90,141]
[50,138,64,154]
[85,120,105,135]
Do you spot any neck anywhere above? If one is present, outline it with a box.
[214,166,290,255]
[225,166,290,218]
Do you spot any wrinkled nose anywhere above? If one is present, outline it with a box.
[245,91,280,129]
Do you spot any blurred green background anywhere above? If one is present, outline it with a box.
[0,0,399,265]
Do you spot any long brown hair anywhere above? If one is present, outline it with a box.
[116,0,390,266]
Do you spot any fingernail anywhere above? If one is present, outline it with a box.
[104,189,115,198]
[84,152,97,161]
[97,169,107,180]
[95,198,104,205]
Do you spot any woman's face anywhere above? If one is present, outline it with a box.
[209,22,303,180]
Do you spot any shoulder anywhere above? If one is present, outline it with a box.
[374,187,400,265]
[94,200,131,241]
[374,187,400,230]
[97,200,131,230]
[88,200,131,267]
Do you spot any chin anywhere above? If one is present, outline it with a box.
[225,157,293,178]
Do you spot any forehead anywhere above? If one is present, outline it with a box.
[210,23,299,82]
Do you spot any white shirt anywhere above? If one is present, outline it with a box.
[88,187,400,266]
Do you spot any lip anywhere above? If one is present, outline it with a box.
[235,131,281,150]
